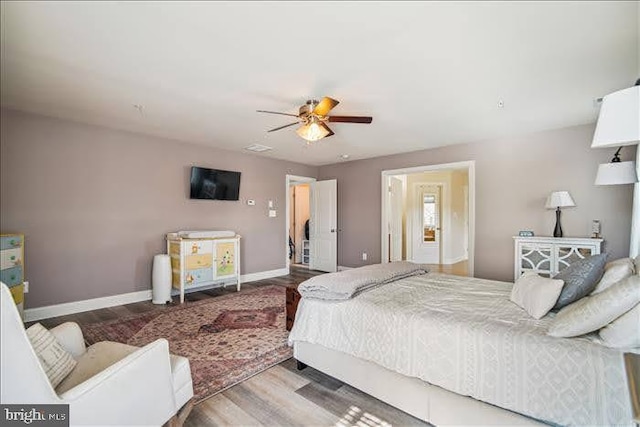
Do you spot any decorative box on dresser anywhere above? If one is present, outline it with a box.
[166,234,241,303]
[513,236,603,280]
[1,233,25,318]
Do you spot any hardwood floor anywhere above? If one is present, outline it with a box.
[34,266,429,427]
[426,259,468,276]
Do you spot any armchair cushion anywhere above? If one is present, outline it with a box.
[56,340,193,410]
[26,323,77,388]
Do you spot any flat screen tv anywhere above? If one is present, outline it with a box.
[189,166,241,201]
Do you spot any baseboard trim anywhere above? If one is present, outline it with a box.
[338,266,354,271]
[442,255,468,265]
[25,268,291,322]
[24,290,153,323]
[241,268,289,283]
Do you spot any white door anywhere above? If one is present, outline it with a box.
[310,179,337,272]
[389,177,404,261]
[412,184,441,263]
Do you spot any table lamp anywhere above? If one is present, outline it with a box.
[545,191,575,237]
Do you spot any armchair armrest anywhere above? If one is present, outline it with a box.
[50,322,86,359]
[59,338,177,426]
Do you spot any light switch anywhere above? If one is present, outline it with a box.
[268,200,274,208]
[269,209,277,217]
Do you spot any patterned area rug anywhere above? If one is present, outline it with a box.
[82,285,292,402]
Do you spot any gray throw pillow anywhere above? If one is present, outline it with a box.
[553,253,606,310]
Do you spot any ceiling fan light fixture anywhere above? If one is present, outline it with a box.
[296,119,330,142]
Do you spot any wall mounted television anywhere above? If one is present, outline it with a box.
[189,166,241,201]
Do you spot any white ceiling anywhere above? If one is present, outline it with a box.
[1,1,638,166]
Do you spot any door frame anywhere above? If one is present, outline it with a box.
[285,175,316,270]
[409,181,447,264]
[381,161,476,276]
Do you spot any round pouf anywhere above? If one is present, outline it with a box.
[152,254,172,304]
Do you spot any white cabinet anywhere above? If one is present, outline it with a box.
[167,235,241,303]
[513,236,603,280]
[302,240,310,265]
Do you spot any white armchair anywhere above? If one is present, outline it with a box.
[0,283,194,426]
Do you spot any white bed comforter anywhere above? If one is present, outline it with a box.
[288,273,632,426]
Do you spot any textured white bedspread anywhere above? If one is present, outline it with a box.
[288,273,632,426]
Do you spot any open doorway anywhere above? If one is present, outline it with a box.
[381,161,475,276]
[290,183,311,267]
[286,175,315,269]
[285,175,338,273]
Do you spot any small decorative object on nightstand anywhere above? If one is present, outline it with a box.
[591,220,601,239]
[545,191,575,238]
[518,230,534,237]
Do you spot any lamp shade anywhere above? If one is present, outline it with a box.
[296,120,331,142]
[594,161,639,185]
[545,191,576,209]
[592,85,640,148]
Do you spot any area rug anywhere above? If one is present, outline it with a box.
[81,285,292,402]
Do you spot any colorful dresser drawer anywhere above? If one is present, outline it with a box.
[186,240,213,255]
[0,266,23,287]
[9,283,24,305]
[0,235,23,250]
[1,248,23,270]
[184,268,214,286]
[186,253,213,270]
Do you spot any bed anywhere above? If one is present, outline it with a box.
[288,271,634,426]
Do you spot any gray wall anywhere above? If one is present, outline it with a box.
[318,124,635,282]
[0,109,318,308]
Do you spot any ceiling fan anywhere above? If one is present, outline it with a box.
[257,97,373,142]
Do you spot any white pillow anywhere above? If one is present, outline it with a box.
[548,275,640,338]
[26,323,77,388]
[599,304,640,348]
[510,272,564,319]
[591,258,635,294]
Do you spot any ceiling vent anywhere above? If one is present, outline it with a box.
[244,144,273,152]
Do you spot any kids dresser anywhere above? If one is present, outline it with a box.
[166,231,241,303]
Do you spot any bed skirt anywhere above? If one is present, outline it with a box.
[293,341,547,426]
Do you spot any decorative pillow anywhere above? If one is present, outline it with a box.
[548,275,640,338]
[510,272,564,319]
[591,258,635,294]
[552,253,607,310]
[26,323,77,388]
[599,304,640,348]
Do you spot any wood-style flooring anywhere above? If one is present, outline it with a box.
[426,259,468,276]
[34,267,429,427]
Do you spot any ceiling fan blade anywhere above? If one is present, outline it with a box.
[267,121,300,132]
[328,116,373,124]
[312,97,339,116]
[320,122,335,138]
[257,110,300,118]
